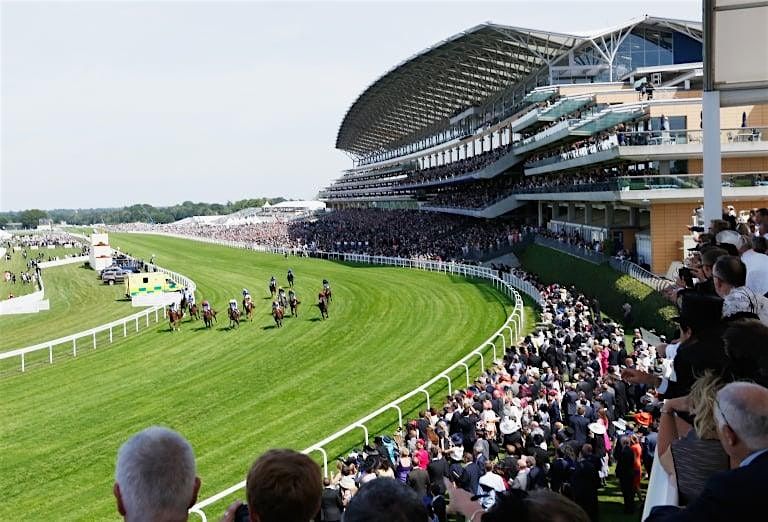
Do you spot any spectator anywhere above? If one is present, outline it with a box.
[646,382,768,521]
[571,444,600,522]
[343,478,429,522]
[113,426,200,522]
[712,255,768,325]
[318,477,344,522]
[223,449,322,522]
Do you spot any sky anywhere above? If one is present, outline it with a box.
[0,0,701,211]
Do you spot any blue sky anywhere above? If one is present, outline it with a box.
[0,0,701,211]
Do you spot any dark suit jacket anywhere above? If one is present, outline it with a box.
[569,414,590,444]
[319,487,344,522]
[662,335,727,399]
[427,457,449,493]
[646,451,768,522]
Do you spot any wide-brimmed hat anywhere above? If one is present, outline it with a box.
[612,418,628,432]
[339,476,356,489]
[588,422,607,435]
[500,417,521,435]
[634,412,653,427]
[449,446,464,461]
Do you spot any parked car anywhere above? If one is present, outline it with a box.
[101,267,131,285]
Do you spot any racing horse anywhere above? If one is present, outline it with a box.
[269,280,277,298]
[188,303,200,321]
[317,294,329,320]
[203,308,217,329]
[323,287,333,302]
[278,290,288,309]
[168,308,184,331]
[272,306,284,328]
[289,296,300,317]
[287,271,294,288]
[242,298,255,322]
[228,307,241,329]
[179,295,188,313]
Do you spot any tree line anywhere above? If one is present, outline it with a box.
[0,198,287,229]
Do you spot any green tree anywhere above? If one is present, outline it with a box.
[20,209,48,229]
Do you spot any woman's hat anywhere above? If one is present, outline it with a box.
[339,476,356,489]
[500,417,521,435]
[449,446,464,461]
[588,422,607,435]
[612,418,628,432]
[634,412,653,427]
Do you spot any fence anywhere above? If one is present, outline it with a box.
[534,236,673,292]
[0,261,196,373]
[184,250,529,521]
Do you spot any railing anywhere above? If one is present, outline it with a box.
[524,134,619,170]
[534,236,673,290]
[514,172,768,195]
[0,261,196,373]
[534,236,607,265]
[621,126,767,146]
[184,248,529,521]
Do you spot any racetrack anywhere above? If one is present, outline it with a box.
[0,233,536,520]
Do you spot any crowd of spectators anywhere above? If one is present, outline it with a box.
[112,247,768,521]
[399,142,515,187]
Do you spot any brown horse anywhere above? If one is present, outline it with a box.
[168,308,184,331]
[269,280,277,298]
[180,295,188,313]
[243,298,255,321]
[317,295,329,320]
[228,307,241,329]
[289,296,300,317]
[323,287,333,302]
[188,303,200,321]
[272,306,284,328]
[203,308,217,328]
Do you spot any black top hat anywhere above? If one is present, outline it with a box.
[673,291,723,330]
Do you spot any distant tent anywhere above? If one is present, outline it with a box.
[262,201,272,208]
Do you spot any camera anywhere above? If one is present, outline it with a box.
[234,504,249,522]
[678,267,694,288]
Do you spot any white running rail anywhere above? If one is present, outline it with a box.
[128,232,536,521]
[0,262,196,373]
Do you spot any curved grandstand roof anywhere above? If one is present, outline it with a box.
[336,23,583,156]
[336,17,701,157]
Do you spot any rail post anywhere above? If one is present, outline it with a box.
[109,327,113,343]
[123,321,127,337]
[418,388,431,410]
[73,338,77,357]
[308,447,329,478]
[356,424,369,446]
[92,332,96,349]
[441,374,452,395]
[49,344,53,364]
[21,353,25,372]
[389,404,403,428]
[459,362,470,387]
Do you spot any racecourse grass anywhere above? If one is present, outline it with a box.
[0,262,143,352]
[0,233,536,520]
[0,247,82,301]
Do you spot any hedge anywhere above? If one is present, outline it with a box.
[518,244,678,337]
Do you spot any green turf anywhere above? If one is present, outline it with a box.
[0,247,82,301]
[0,233,536,521]
[0,262,144,352]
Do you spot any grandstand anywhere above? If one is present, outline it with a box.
[170,200,326,226]
[322,16,768,273]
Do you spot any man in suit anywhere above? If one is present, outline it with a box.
[318,478,343,522]
[569,406,590,445]
[646,382,768,521]
[426,446,449,495]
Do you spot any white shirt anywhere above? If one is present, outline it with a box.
[742,249,768,296]
[479,471,507,492]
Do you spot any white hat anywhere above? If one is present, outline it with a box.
[500,417,521,435]
[612,418,627,432]
[511,397,522,408]
[449,446,464,461]
[602,339,611,346]
[716,230,746,249]
[339,476,356,489]
[588,422,607,435]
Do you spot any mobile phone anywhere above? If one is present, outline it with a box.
[678,267,694,288]
[234,504,249,522]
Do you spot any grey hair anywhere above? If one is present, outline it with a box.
[116,426,197,522]
[715,382,768,451]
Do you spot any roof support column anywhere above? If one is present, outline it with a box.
[604,203,614,228]
[702,90,722,226]
[567,202,576,222]
[472,138,477,156]
[538,201,545,228]
[584,203,593,225]
[463,143,468,160]
[629,207,639,227]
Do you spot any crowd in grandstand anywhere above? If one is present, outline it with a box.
[401,142,515,187]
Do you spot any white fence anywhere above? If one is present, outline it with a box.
[128,232,539,521]
[0,262,196,373]
[37,255,88,269]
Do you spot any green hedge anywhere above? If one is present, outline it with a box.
[519,244,677,337]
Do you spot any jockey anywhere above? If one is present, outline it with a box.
[170,300,179,312]
[270,275,276,285]
[202,300,210,312]
[229,299,238,311]
[272,300,281,312]
[278,287,286,299]
[288,289,296,300]
[242,288,249,298]
[187,290,195,306]
[322,279,330,291]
